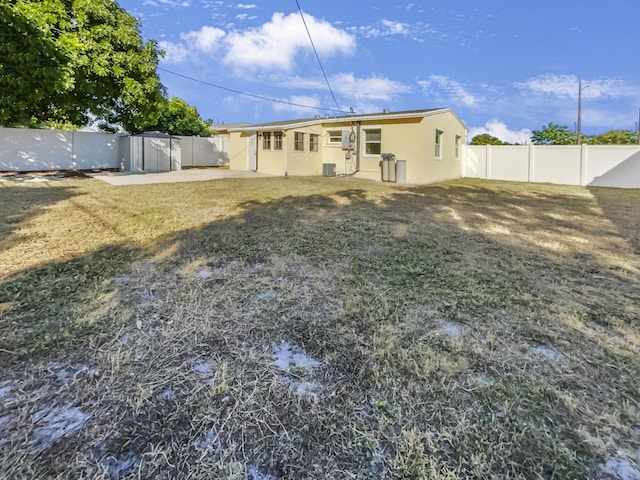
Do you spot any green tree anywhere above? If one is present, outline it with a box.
[0,2,72,127]
[531,123,576,145]
[140,97,213,137]
[1,0,165,131]
[470,133,509,145]
[589,129,638,145]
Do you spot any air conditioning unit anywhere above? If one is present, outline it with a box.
[322,163,336,177]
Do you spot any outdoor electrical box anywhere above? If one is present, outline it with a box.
[342,130,355,150]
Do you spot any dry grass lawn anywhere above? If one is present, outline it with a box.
[0,172,639,479]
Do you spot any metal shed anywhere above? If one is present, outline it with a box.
[118,131,182,173]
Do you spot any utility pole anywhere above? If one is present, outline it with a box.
[576,74,583,145]
[637,108,640,145]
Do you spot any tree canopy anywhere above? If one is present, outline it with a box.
[470,133,509,145]
[531,123,576,145]
[531,124,639,145]
[138,97,213,137]
[588,130,638,145]
[1,1,212,135]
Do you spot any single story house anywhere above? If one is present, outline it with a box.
[227,108,468,184]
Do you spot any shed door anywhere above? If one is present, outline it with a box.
[144,138,171,172]
[247,134,257,171]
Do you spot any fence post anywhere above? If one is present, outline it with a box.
[486,144,492,179]
[71,130,76,170]
[528,144,535,182]
[580,144,588,186]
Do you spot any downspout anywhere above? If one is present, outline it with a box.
[284,132,288,176]
[355,121,361,172]
[255,131,259,172]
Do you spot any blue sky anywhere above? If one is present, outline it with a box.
[119,0,640,143]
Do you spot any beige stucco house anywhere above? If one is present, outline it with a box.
[227,108,467,185]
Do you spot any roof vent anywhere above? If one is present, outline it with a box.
[383,108,390,114]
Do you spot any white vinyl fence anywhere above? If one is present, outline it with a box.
[0,128,230,172]
[2,127,639,188]
[464,144,640,188]
[0,128,118,171]
[177,135,229,167]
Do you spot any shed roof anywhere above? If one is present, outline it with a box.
[134,131,181,139]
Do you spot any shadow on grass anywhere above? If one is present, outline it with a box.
[0,243,144,363]
[0,179,638,478]
[2,180,637,372]
[588,186,640,255]
[0,182,82,246]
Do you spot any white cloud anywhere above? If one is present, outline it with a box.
[381,19,409,35]
[223,12,355,73]
[469,119,532,145]
[159,12,354,73]
[349,19,412,39]
[331,73,410,101]
[143,0,191,6]
[235,13,257,21]
[158,40,189,63]
[276,73,409,109]
[515,74,635,101]
[418,75,481,107]
[237,3,257,8]
[180,26,225,53]
[273,95,321,115]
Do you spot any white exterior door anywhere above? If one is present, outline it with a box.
[247,133,257,171]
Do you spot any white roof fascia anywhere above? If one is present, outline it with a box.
[227,108,456,132]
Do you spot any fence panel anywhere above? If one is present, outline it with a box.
[465,144,640,188]
[176,136,230,167]
[72,131,118,170]
[587,146,640,188]
[0,127,119,171]
[533,146,581,185]
[489,146,529,182]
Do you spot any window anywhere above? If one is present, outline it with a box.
[310,134,319,152]
[274,131,283,150]
[365,129,381,155]
[294,132,305,151]
[328,130,342,144]
[435,129,443,158]
[455,135,461,159]
[262,132,271,150]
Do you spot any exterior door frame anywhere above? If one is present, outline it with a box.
[247,133,257,171]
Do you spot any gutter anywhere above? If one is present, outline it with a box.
[356,121,361,172]
[227,108,452,133]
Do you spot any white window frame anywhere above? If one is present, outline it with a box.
[327,130,342,144]
[455,135,461,159]
[435,129,443,159]
[310,133,319,152]
[262,131,271,150]
[364,128,382,156]
[294,132,305,151]
[274,131,283,150]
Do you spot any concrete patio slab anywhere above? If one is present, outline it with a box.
[89,168,275,186]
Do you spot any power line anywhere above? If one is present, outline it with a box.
[295,0,344,114]
[157,67,345,114]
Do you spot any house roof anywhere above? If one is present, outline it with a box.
[227,108,467,132]
[212,122,253,130]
